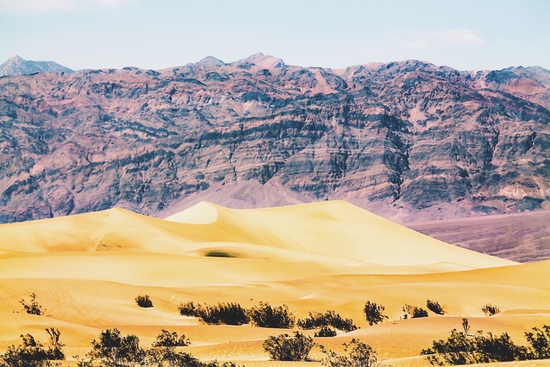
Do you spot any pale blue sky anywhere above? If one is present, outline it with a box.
[0,0,548,71]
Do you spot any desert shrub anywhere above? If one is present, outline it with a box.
[135,295,153,308]
[249,302,295,328]
[20,293,44,316]
[263,331,314,361]
[44,328,64,361]
[320,338,379,367]
[403,304,428,319]
[297,310,357,332]
[482,303,500,317]
[524,325,550,359]
[474,331,528,363]
[178,301,200,317]
[84,329,241,367]
[461,317,471,337]
[315,326,337,337]
[363,301,388,326]
[146,347,212,367]
[421,319,528,365]
[205,250,236,258]
[426,300,444,315]
[0,329,65,367]
[152,329,190,347]
[202,302,249,325]
[87,329,146,367]
[178,301,249,325]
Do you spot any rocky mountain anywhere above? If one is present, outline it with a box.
[0,53,549,224]
[0,55,73,77]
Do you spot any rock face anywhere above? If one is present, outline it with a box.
[0,54,549,224]
[0,55,73,77]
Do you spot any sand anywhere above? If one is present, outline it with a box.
[0,200,548,366]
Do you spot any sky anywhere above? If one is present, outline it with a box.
[0,0,549,71]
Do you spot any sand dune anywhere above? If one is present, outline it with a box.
[0,201,547,366]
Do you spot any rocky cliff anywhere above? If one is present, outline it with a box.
[1,53,549,223]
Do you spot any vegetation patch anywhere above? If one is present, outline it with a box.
[20,293,44,316]
[297,310,357,332]
[421,319,550,365]
[314,326,337,337]
[135,295,154,308]
[204,250,238,258]
[482,303,500,316]
[426,299,445,315]
[248,302,295,329]
[403,304,429,319]
[320,338,380,367]
[0,328,65,367]
[178,301,249,325]
[263,332,314,361]
[363,301,388,326]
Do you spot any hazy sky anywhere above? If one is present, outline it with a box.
[1,0,549,71]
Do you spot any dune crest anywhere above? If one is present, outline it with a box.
[165,200,514,270]
[164,201,219,224]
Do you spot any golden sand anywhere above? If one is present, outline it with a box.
[0,201,547,366]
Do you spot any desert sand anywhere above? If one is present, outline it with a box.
[0,201,548,366]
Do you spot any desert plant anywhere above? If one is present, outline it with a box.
[363,301,388,326]
[421,319,529,365]
[426,300,444,315]
[263,331,314,361]
[298,310,357,332]
[320,338,380,367]
[402,304,428,319]
[202,302,249,325]
[152,329,190,348]
[482,303,500,316]
[135,295,154,308]
[205,250,236,258]
[315,326,337,337]
[0,330,65,367]
[249,302,295,328]
[461,318,471,337]
[178,301,200,317]
[44,328,64,361]
[524,325,550,359]
[178,301,249,325]
[20,293,44,316]
[87,329,146,367]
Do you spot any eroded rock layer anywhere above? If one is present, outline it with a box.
[1,54,549,223]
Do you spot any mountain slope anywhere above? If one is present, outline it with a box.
[0,55,73,76]
[0,55,549,225]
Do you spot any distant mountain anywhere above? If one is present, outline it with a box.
[0,54,549,225]
[0,55,73,77]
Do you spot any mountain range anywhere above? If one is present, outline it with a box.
[0,53,549,224]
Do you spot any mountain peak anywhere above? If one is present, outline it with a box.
[8,55,25,62]
[195,56,225,67]
[232,52,286,69]
[0,55,73,77]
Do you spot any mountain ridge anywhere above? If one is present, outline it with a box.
[0,55,73,77]
[0,54,549,225]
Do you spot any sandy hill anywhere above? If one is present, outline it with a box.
[165,200,513,270]
[0,201,548,366]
